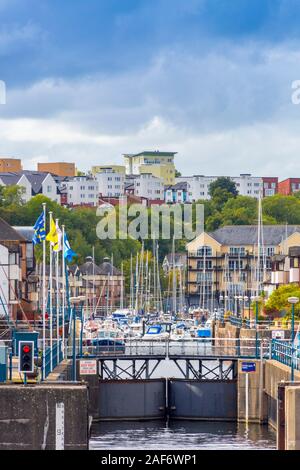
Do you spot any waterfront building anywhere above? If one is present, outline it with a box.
[67,257,124,314]
[0,219,36,321]
[186,225,300,308]
[123,151,177,185]
[265,233,300,296]
[37,162,76,177]
[162,252,187,274]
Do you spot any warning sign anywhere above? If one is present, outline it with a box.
[79,360,97,376]
[272,330,285,340]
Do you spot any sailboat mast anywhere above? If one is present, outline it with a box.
[172,236,177,316]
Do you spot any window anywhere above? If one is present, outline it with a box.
[197,246,212,256]
[47,186,52,193]
[197,260,213,270]
[229,247,245,256]
[229,260,243,270]
[197,272,213,282]
[265,246,275,256]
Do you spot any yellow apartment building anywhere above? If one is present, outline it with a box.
[91,165,126,175]
[186,225,300,310]
[123,151,177,185]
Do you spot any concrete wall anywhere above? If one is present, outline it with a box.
[237,359,268,423]
[285,385,300,450]
[0,383,88,450]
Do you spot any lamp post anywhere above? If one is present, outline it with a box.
[288,296,299,382]
[251,296,260,358]
[219,295,223,321]
[70,296,86,382]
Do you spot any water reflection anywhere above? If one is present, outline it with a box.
[90,420,276,450]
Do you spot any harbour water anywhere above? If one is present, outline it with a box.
[90,420,276,450]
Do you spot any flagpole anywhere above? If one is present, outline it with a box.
[62,225,66,359]
[55,219,60,360]
[42,203,47,380]
[49,211,53,371]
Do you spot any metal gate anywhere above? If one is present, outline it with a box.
[98,379,166,420]
[168,379,237,421]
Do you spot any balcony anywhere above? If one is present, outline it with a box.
[289,268,300,283]
[271,271,288,285]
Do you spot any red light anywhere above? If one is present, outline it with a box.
[23,345,30,354]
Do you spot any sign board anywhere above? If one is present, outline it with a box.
[241,362,256,373]
[56,403,64,450]
[272,330,285,340]
[79,359,97,376]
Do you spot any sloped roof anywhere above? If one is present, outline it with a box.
[0,218,26,242]
[13,226,34,242]
[98,261,122,276]
[209,225,300,246]
[0,173,21,185]
[79,258,103,276]
[164,253,187,265]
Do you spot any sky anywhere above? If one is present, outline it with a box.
[1,0,300,177]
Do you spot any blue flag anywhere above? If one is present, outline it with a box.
[32,211,46,245]
[64,233,77,262]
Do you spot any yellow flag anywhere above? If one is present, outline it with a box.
[46,219,58,246]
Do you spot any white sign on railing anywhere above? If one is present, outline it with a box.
[79,359,97,375]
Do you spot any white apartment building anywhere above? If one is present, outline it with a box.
[63,176,99,206]
[177,174,264,202]
[96,170,125,197]
[134,173,164,201]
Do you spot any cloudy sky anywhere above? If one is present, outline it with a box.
[1,0,300,177]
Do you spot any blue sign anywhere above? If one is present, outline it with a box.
[242,362,256,373]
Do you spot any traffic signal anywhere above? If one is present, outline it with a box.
[18,341,34,373]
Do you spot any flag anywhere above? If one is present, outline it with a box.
[32,211,46,245]
[53,222,62,253]
[63,233,77,262]
[46,219,58,246]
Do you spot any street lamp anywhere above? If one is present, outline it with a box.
[251,295,261,358]
[288,296,299,382]
[70,296,86,381]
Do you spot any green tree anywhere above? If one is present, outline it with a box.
[264,284,300,318]
[209,177,238,199]
[262,194,300,225]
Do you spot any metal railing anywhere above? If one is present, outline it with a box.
[74,337,270,359]
[229,316,243,328]
[271,339,300,372]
